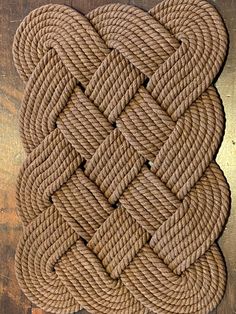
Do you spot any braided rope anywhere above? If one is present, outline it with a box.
[13,0,230,313]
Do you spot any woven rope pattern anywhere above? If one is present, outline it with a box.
[13,0,230,313]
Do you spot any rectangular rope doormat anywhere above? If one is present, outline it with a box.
[13,0,230,313]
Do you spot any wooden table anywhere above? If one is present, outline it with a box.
[0,0,235,313]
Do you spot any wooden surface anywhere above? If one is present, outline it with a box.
[0,0,235,313]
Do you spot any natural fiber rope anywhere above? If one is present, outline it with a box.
[13,0,230,313]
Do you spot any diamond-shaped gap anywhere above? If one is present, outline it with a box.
[48,195,53,205]
[79,158,87,172]
[143,77,149,88]
[80,236,88,246]
[111,202,118,209]
[77,80,86,93]
[145,160,153,170]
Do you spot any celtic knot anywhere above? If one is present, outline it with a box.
[13,1,230,313]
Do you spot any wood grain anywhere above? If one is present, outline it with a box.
[0,1,235,313]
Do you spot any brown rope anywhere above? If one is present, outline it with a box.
[13,0,230,313]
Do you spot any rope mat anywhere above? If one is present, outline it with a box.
[13,0,230,313]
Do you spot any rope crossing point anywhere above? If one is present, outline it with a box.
[13,0,230,313]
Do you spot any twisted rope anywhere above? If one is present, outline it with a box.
[13,0,230,313]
